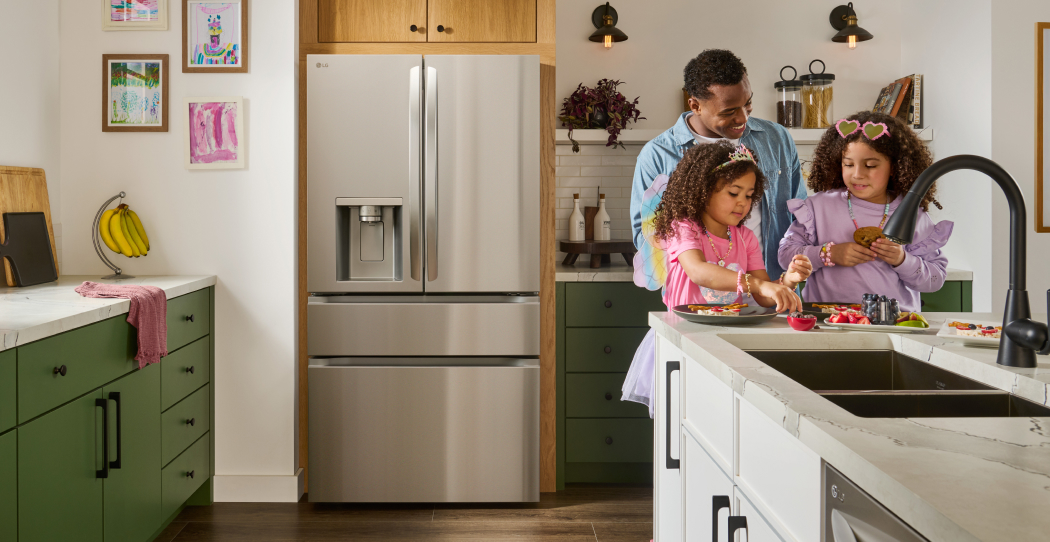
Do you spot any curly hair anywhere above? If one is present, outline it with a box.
[808,111,940,211]
[684,49,748,101]
[653,141,767,242]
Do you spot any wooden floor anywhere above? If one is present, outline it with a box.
[153,485,653,541]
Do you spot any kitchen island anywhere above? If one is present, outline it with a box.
[651,310,1049,542]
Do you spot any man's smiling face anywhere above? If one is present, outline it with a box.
[689,75,753,140]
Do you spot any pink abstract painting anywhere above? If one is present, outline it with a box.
[188,101,239,164]
[110,0,159,22]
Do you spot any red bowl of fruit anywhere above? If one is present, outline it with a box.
[787,312,817,331]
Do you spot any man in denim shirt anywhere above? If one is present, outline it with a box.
[631,49,806,279]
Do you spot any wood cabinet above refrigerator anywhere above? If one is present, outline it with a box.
[317,0,536,43]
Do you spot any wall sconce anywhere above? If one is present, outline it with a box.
[589,3,627,49]
[829,2,873,49]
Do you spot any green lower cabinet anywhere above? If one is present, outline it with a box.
[566,374,649,418]
[566,418,654,463]
[921,281,968,312]
[0,350,14,434]
[565,328,649,372]
[18,391,104,542]
[1,430,15,542]
[162,433,210,520]
[103,365,162,542]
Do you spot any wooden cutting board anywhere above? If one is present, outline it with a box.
[0,166,59,286]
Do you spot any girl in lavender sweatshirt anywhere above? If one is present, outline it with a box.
[778,112,953,312]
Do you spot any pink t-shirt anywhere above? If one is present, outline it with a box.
[662,220,766,309]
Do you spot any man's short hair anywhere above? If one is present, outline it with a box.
[684,49,748,101]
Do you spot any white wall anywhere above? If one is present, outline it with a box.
[991,0,1050,314]
[901,0,993,311]
[57,0,299,500]
[557,0,904,130]
[0,0,63,266]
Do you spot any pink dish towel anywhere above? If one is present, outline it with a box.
[75,281,168,369]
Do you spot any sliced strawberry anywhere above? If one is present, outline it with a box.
[847,312,859,324]
[956,325,970,331]
[981,329,998,335]
[857,317,871,325]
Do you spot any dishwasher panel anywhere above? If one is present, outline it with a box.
[825,464,927,541]
[307,358,540,502]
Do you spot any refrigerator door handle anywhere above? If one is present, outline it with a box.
[409,65,422,281]
[424,65,438,281]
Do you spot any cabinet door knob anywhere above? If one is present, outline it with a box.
[605,392,613,401]
[186,314,195,323]
[187,366,195,375]
[410,24,418,32]
[604,300,612,308]
[53,365,67,376]
[187,470,195,479]
[187,418,196,427]
[437,25,445,32]
[604,346,612,354]
[604,436,613,445]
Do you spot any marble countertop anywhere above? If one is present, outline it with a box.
[557,263,973,282]
[0,275,216,351]
[650,311,1050,542]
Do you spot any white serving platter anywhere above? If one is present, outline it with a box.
[936,319,1002,348]
[822,318,928,333]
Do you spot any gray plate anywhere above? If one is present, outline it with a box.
[672,304,778,325]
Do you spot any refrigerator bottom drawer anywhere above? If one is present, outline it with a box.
[307,362,540,502]
[307,299,539,356]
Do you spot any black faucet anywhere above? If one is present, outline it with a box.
[883,155,1049,368]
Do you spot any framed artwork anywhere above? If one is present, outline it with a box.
[1038,22,1050,232]
[102,54,169,132]
[183,0,249,73]
[103,0,168,31]
[184,97,245,169]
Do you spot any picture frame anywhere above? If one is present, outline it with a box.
[182,0,249,73]
[102,0,168,31]
[102,54,169,133]
[184,97,246,169]
[1037,22,1050,232]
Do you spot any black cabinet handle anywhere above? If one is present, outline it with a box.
[921,299,927,307]
[604,300,612,308]
[53,365,67,377]
[604,436,613,445]
[109,392,122,469]
[186,314,195,323]
[712,495,730,542]
[605,392,613,401]
[410,24,418,32]
[437,25,445,32]
[187,366,195,375]
[187,418,196,427]
[187,470,195,479]
[603,346,612,354]
[96,398,109,479]
[666,361,680,469]
[727,516,747,542]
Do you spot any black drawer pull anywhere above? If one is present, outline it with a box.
[96,398,109,479]
[410,24,418,32]
[187,366,195,375]
[604,300,612,308]
[437,25,445,32]
[603,346,612,354]
[605,392,613,401]
[604,436,613,445]
[187,418,196,427]
[187,470,195,479]
[109,392,122,470]
[53,365,67,377]
[185,314,195,323]
[712,495,730,542]
[727,516,747,542]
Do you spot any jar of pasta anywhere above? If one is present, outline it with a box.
[800,59,834,129]
[774,66,803,128]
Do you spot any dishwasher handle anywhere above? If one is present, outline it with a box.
[666,361,680,469]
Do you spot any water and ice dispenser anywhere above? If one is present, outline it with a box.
[335,198,402,282]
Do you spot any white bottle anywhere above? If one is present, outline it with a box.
[594,193,611,241]
[568,193,586,241]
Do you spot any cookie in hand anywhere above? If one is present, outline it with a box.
[853,226,886,248]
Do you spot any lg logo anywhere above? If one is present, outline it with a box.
[316,62,328,68]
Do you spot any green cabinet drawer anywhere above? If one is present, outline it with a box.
[162,384,210,466]
[0,430,15,542]
[566,374,649,418]
[162,432,209,521]
[565,283,665,327]
[565,328,649,372]
[0,350,14,433]
[167,289,210,353]
[162,336,211,411]
[921,281,962,312]
[566,418,653,463]
[17,315,135,424]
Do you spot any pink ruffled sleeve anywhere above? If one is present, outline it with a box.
[778,198,826,272]
[894,216,954,293]
[664,220,706,263]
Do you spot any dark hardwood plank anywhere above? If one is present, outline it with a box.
[153,521,188,542]
[170,521,598,541]
[174,502,434,523]
[592,522,653,541]
[541,484,652,505]
[433,502,651,523]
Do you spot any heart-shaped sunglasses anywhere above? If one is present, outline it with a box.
[835,119,891,140]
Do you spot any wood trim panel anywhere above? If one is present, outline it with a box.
[301,42,553,56]
[1038,22,1049,232]
[427,0,536,43]
[317,0,427,43]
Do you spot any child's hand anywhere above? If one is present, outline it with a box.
[830,242,876,267]
[870,238,906,267]
[783,255,812,287]
[758,280,803,313]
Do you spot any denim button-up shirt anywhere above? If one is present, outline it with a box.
[630,113,806,279]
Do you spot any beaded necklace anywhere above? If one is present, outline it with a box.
[702,226,733,267]
[846,191,891,230]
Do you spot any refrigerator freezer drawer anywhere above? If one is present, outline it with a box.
[307,298,539,357]
[307,361,540,502]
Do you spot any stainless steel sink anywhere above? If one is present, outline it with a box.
[745,350,1050,418]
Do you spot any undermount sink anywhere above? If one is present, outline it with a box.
[745,350,1050,418]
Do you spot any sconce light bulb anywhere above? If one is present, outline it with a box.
[848,35,856,49]
[604,35,612,48]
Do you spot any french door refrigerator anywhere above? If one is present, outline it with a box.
[306,55,540,503]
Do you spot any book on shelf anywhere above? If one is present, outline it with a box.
[911,74,924,128]
[889,75,912,119]
[872,85,894,113]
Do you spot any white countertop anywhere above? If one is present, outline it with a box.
[0,275,216,351]
[650,311,1050,542]
[556,261,974,283]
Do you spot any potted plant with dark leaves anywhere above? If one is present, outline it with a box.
[559,79,643,152]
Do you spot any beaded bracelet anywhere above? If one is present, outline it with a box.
[820,242,836,267]
[743,273,753,297]
[777,272,786,285]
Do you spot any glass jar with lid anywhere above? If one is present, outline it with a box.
[800,59,835,129]
[774,65,803,128]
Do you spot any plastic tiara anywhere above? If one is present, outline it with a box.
[835,119,891,140]
[714,145,756,171]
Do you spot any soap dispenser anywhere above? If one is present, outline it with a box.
[568,193,585,241]
[594,193,611,241]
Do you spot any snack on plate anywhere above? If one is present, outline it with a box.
[686,303,747,316]
[854,226,886,248]
[952,322,1001,338]
[812,303,861,314]
[827,310,870,325]
[789,312,816,319]
[895,312,929,328]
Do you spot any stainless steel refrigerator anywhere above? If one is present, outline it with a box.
[305,54,540,503]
